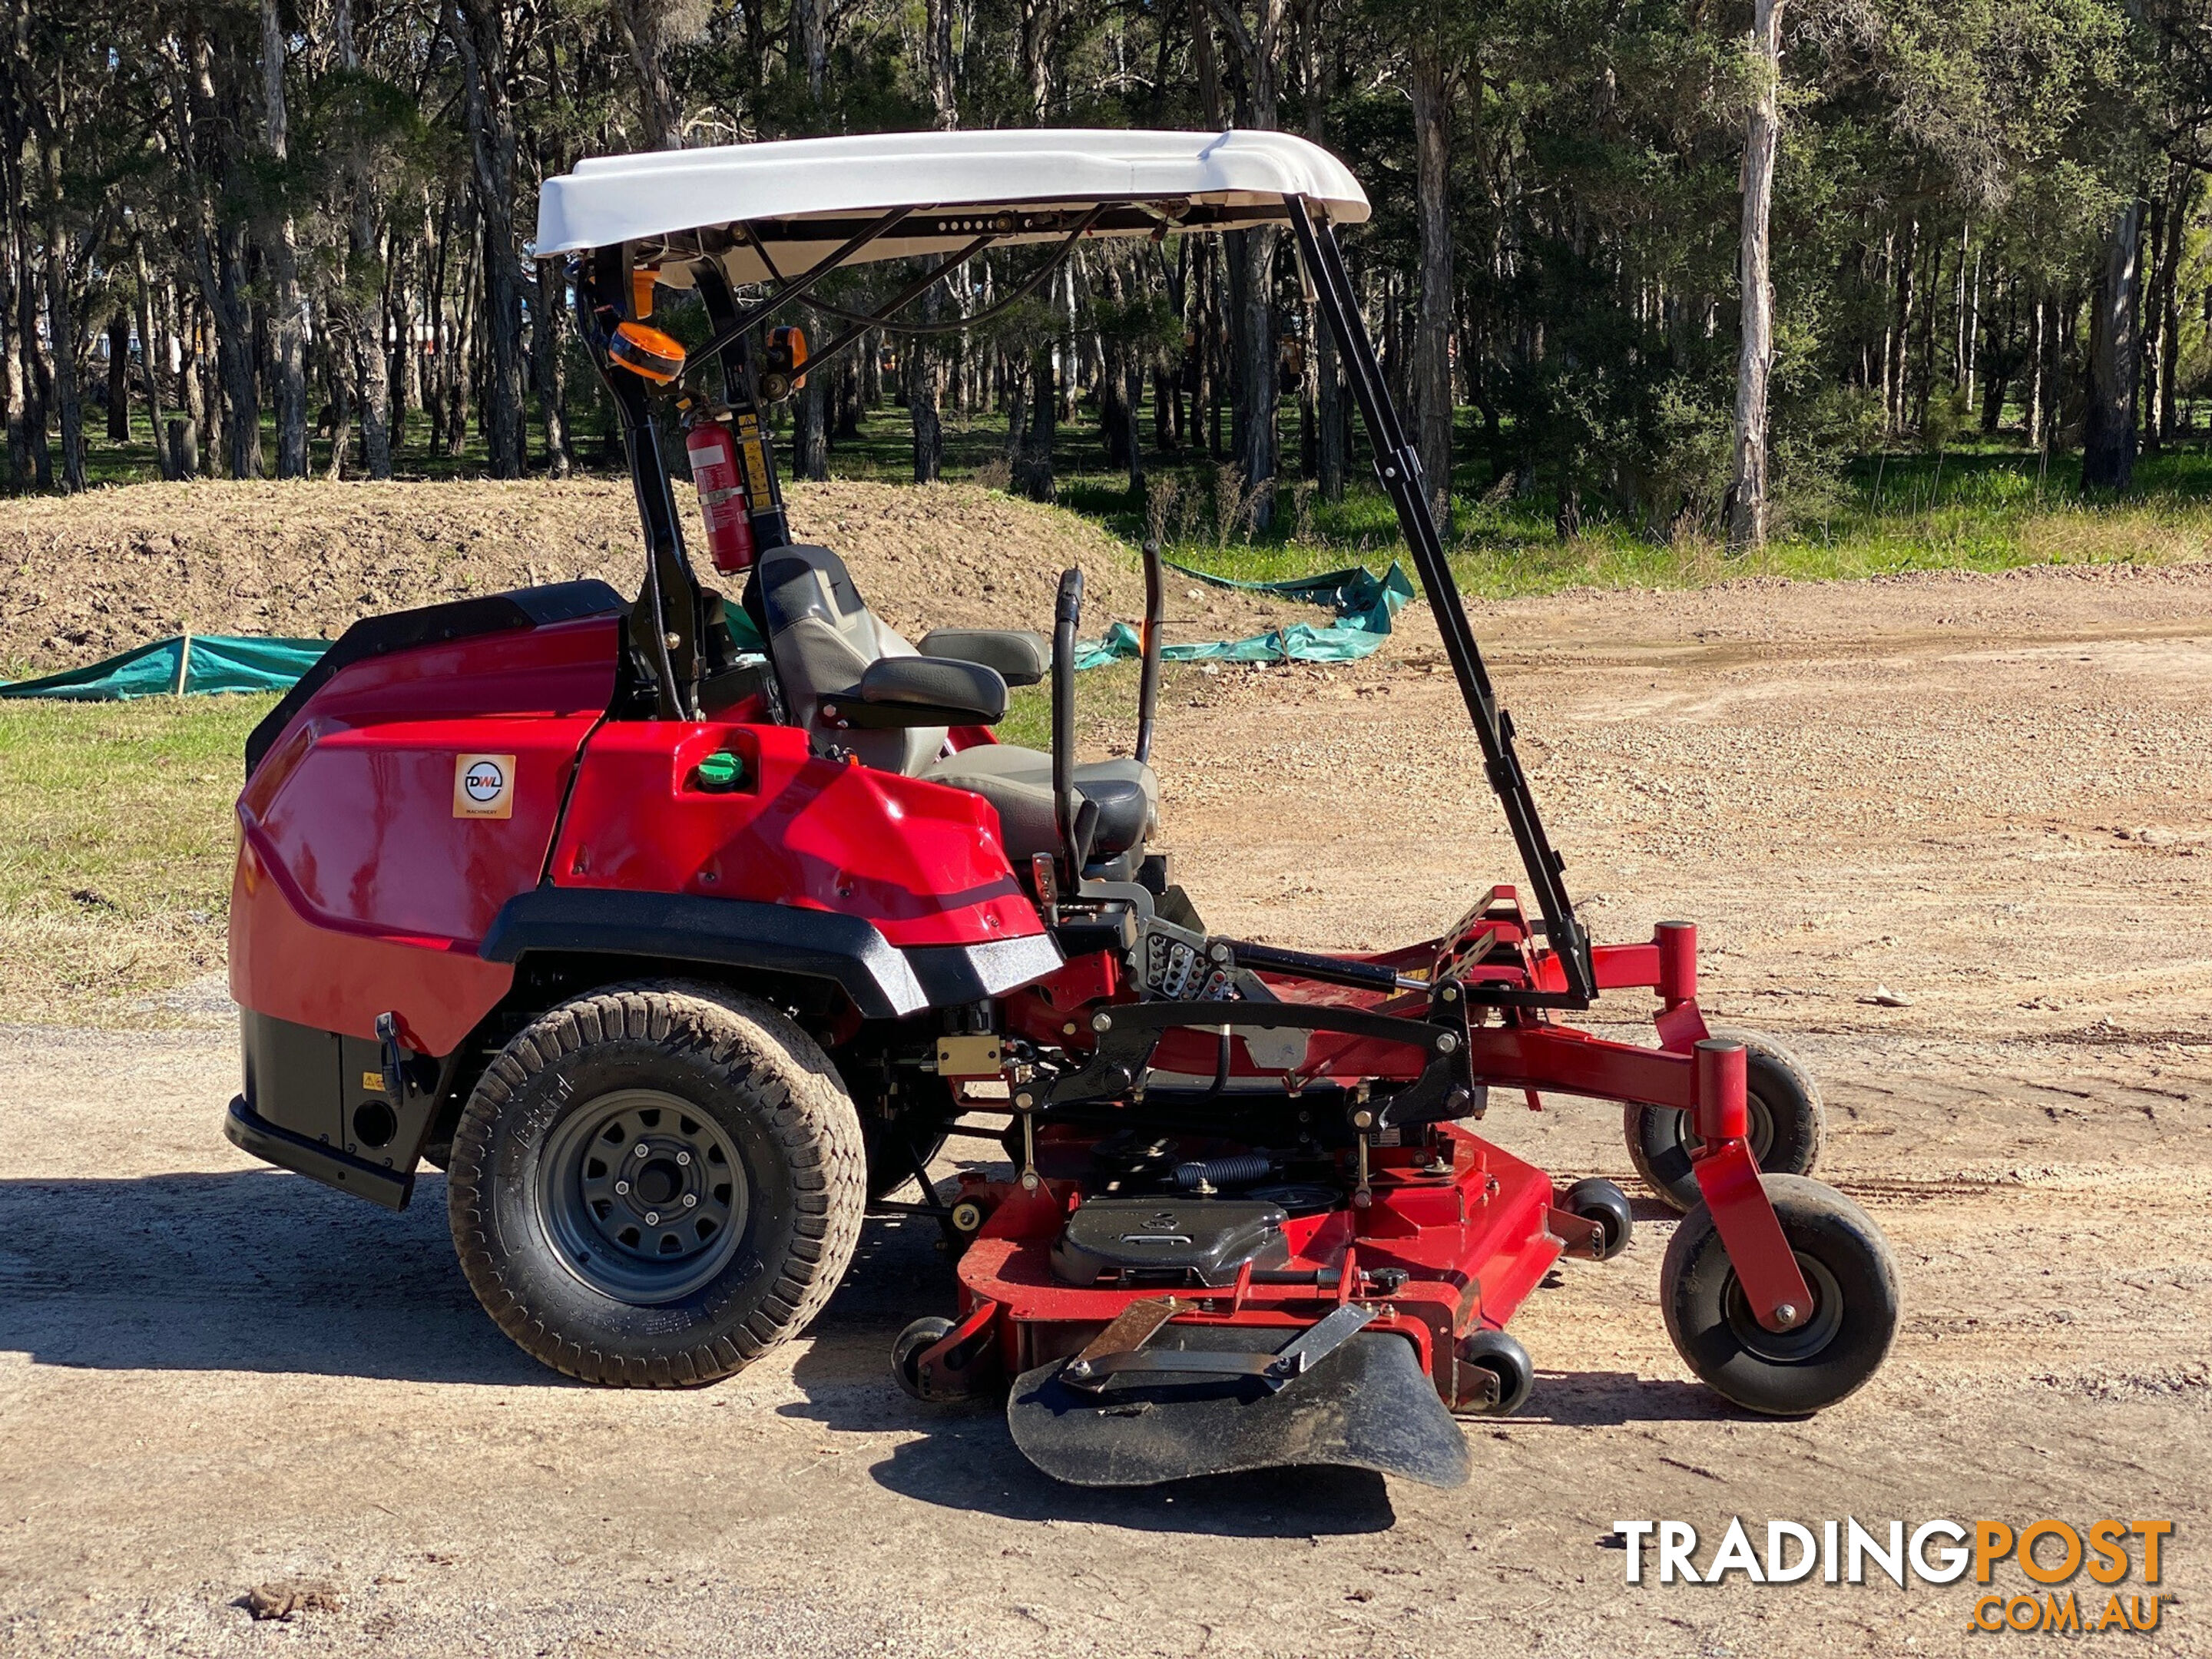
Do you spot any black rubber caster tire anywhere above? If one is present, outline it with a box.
[1626,1028,1826,1213]
[892,1316,956,1401]
[1661,1174,1899,1416]
[447,981,866,1387]
[1561,1177,1634,1260]
[1454,1329,1535,1416]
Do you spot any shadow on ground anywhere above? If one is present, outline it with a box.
[787,1216,1401,1535]
[0,1169,558,1385]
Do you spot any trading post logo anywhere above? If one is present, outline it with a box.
[1612,1517,2171,1634]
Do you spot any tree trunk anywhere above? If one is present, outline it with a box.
[1012,343,1056,500]
[906,330,942,483]
[259,0,308,478]
[533,253,570,475]
[793,0,827,101]
[180,296,209,478]
[1020,0,1055,118]
[445,0,527,478]
[1912,235,1942,435]
[796,328,830,479]
[43,207,82,492]
[613,0,683,147]
[1886,220,1916,434]
[134,239,167,475]
[1409,23,1454,531]
[1303,0,1343,502]
[2158,176,2187,448]
[336,0,392,478]
[1979,282,2009,435]
[2025,290,2045,447]
[924,0,958,127]
[1207,0,1286,530]
[1725,0,1784,549]
[2081,199,2143,492]
[2,258,23,491]
[105,310,129,442]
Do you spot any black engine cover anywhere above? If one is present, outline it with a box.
[1051,1197,1288,1288]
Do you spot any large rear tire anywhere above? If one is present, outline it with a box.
[1626,1028,1825,1212]
[447,982,866,1386]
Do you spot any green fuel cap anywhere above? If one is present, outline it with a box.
[695,750,744,791]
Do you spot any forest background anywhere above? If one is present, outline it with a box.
[1,0,2206,589]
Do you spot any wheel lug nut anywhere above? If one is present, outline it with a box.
[644,1210,660,1224]
[677,1151,691,1166]
[614,1181,629,1195]
[682,1193,697,1208]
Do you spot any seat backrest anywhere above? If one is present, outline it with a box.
[757,544,945,773]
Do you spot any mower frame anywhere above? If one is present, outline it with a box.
[224,132,1894,1482]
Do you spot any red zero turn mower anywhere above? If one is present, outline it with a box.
[225,131,1899,1488]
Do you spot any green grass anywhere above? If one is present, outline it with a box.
[0,694,274,1022]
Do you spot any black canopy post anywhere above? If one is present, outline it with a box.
[1283,197,1594,1003]
[572,255,703,720]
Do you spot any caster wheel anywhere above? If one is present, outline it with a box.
[892,1316,955,1401]
[1661,1174,1899,1416]
[1626,1028,1826,1213]
[1452,1329,1534,1416]
[1561,1177,1633,1260]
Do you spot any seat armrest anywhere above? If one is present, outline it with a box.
[826,654,1008,730]
[919,628,1051,687]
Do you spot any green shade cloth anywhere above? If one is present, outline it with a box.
[0,559,1415,698]
[1075,559,1416,670]
[0,634,330,701]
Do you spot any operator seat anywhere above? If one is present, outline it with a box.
[756,544,1158,862]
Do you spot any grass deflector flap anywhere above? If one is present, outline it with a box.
[0,634,329,700]
[1075,559,1415,668]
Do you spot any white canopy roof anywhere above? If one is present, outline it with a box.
[535,127,1369,285]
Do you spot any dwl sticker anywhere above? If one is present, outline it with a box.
[453,753,517,820]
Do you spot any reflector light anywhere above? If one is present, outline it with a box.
[610,320,685,383]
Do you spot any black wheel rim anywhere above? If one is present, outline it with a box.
[1721,1252,1844,1364]
[537,1088,747,1303]
[1671,1092,1775,1165]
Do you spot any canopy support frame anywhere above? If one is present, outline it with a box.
[1283,195,1594,1005]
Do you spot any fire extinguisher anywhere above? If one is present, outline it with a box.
[684,409,756,574]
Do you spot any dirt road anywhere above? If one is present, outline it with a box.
[5,562,2210,1656]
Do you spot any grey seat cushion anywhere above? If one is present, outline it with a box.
[759,543,945,773]
[926,744,1158,861]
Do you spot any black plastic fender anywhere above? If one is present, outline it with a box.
[481,888,1060,1019]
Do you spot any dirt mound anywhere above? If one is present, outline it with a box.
[0,479,1297,674]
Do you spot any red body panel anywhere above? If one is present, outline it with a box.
[230,608,1046,1055]
[229,617,618,1050]
[230,826,515,1051]
[551,719,1043,949]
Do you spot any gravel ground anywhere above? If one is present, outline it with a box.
[2,561,2209,1656]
